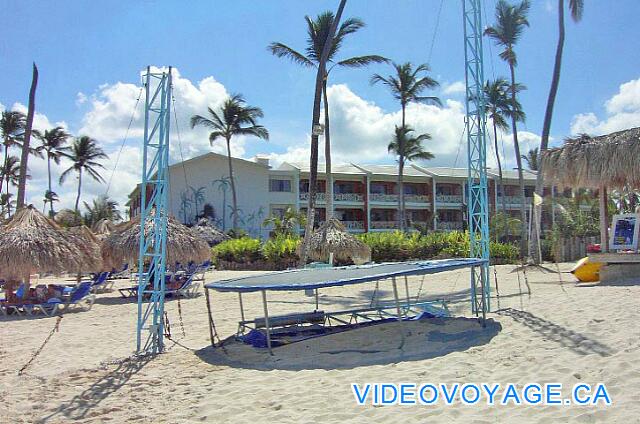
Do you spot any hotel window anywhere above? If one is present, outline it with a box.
[269,205,291,219]
[269,179,292,192]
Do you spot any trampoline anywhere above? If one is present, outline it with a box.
[204,258,487,354]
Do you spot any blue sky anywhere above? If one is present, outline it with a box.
[2,0,640,211]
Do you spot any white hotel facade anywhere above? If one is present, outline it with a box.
[128,152,555,238]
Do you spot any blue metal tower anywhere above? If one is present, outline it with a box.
[462,0,490,320]
[136,66,172,353]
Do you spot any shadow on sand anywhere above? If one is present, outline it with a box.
[195,316,502,371]
[37,355,153,423]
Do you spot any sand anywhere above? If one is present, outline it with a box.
[0,263,638,423]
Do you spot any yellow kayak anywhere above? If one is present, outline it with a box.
[570,257,602,282]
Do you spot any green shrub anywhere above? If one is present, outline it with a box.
[490,241,519,263]
[262,235,300,264]
[357,231,412,262]
[212,237,262,263]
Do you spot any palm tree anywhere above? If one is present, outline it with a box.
[190,95,269,230]
[190,185,206,221]
[83,195,121,227]
[59,136,107,212]
[43,190,59,214]
[0,111,26,196]
[16,63,39,210]
[371,62,441,230]
[532,0,584,263]
[269,12,387,219]
[485,0,531,257]
[0,193,15,219]
[484,78,525,212]
[263,206,307,237]
[35,126,70,217]
[522,147,539,170]
[388,125,434,162]
[0,156,25,217]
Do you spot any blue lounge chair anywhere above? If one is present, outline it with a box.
[31,282,95,316]
[1,283,27,315]
[91,271,112,293]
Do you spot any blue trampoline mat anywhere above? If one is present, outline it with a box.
[205,258,486,293]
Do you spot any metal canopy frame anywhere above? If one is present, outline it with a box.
[136,66,172,354]
[462,0,490,320]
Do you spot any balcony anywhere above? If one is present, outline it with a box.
[370,193,398,203]
[370,221,398,230]
[438,221,464,231]
[342,220,365,230]
[405,194,430,203]
[436,194,463,204]
[299,192,326,202]
[498,196,533,208]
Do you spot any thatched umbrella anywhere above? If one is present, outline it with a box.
[0,206,103,299]
[301,218,371,265]
[54,208,82,227]
[91,218,116,241]
[101,214,211,270]
[192,218,229,247]
[541,127,640,251]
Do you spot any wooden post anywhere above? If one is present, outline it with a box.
[599,185,609,253]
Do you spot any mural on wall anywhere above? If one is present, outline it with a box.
[189,185,207,221]
[211,177,231,231]
[179,191,193,224]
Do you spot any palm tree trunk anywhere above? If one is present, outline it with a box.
[3,145,9,196]
[17,63,38,210]
[323,78,334,220]
[398,103,406,231]
[531,0,566,263]
[492,120,508,241]
[300,0,347,266]
[75,169,82,212]
[47,154,54,217]
[509,62,528,258]
[225,137,238,230]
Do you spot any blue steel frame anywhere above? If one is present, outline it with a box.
[136,66,172,353]
[462,0,490,319]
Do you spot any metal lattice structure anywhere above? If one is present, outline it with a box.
[136,66,172,353]
[462,0,490,320]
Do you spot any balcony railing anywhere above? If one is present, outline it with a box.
[299,192,363,202]
[437,221,464,231]
[370,221,398,230]
[436,194,463,204]
[370,193,398,202]
[342,220,365,230]
[405,194,430,203]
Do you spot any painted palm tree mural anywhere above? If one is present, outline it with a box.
[211,176,231,231]
[179,191,193,225]
[190,185,206,221]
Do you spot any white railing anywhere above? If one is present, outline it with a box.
[342,220,365,230]
[370,193,398,202]
[436,194,463,204]
[299,192,326,202]
[405,194,430,203]
[334,193,364,202]
[438,221,464,231]
[408,221,429,229]
[371,221,398,230]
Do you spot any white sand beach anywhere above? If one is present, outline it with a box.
[1,264,638,423]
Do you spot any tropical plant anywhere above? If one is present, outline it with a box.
[0,110,26,196]
[533,0,585,262]
[483,78,525,212]
[371,62,441,230]
[43,190,59,214]
[269,11,387,219]
[263,206,307,237]
[490,211,522,242]
[610,186,640,214]
[83,195,121,227]
[211,176,231,230]
[190,185,206,221]
[59,136,108,212]
[0,156,28,216]
[212,237,262,263]
[522,147,539,170]
[191,95,269,229]
[388,125,434,164]
[35,126,70,217]
[262,234,301,265]
[0,193,15,219]
[485,0,531,257]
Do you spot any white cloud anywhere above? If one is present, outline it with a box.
[76,92,87,106]
[441,81,466,96]
[570,77,640,135]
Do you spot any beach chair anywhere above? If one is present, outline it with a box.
[31,282,95,316]
[193,260,213,281]
[91,271,112,293]
[109,263,130,280]
[171,274,200,298]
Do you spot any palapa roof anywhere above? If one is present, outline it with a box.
[54,208,82,227]
[302,218,372,265]
[0,206,102,280]
[66,225,104,271]
[541,127,640,189]
[91,218,116,240]
[193,218,229,246]
[101,213,211,269]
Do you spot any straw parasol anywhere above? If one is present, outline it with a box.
[91,218,116,241]
[541,127,640,251]
[101,213,211,270]
[192,218,229,247]
[541,127,640,190]
[0,206,103,281]
[301,218,371,265]
[54,208,82,227]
